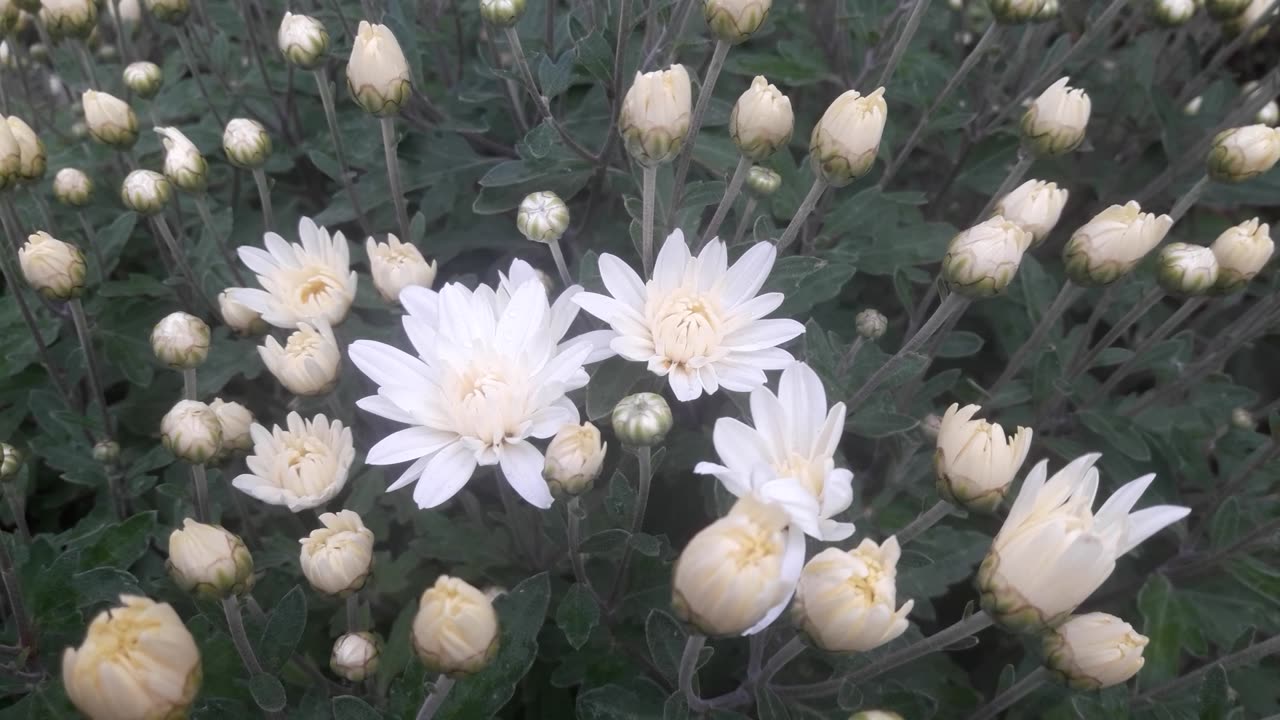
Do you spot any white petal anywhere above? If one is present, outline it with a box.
[722,319,806,352]
[1119,505,1190,555]
[366,427,455,465]
[349,340,431,388]
[695,240,728,293]
[668,365,703,401]
[749,386,788,462]
[573,329,620,363]
[386,455,432,492]
[599,253,647,310]
[744,525,805,636]
[653,230,691,292]
[719,241,776,308]
[412,441,478,508]
[778,362,827,453]
[711,417,773,478]
[499,440,554,509]
[1094,474,1155,529]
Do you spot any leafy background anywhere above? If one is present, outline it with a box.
[1,0,1279,718]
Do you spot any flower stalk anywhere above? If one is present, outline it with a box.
[700,155,751,246]
[641,165,658,276]
[976,148,1034,222]
[175,28,227,127]
[1067,286,1165,379]
[988,282,1083,396]
[776,176,829,253]
[876,0,933,88]
[606,446,654,608]
[379,116,411,244]
[1168,174,1210,223]
[895,500,954,545]
[193,194,247,285]
[847,291,971,410]
[69,298,112,438]
[313,68,370,235]
[502,27,598,163]
[678,634,710,712]
[670,40,731,210]
[1135,633,1280,703]
[414,675,457,720]
[1089,296,1207,405]
[969,666,1050,720]
[222,595,283,719]
[251,167,276,233]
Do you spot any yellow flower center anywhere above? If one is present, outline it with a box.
[650,291,723,364]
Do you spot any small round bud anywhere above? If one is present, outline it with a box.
[855,308,886,340]
[729,75,793,161]
[209,398,253,456]
[516,191,570,244]
[1043,612,1148,690]
[810,87,888,186]
[40,0,96,39]
[619,65,692,166]
[745,165,781,197]
[161,400,222,464]
[543,422,607,496]
[1156,242,1220,296]
[122,61,163,99]
[704,0,772,44]
[330,632,381,682]
[222,118,271,169]
[19,231,86,300]
[277,12,329,69]
[167,519,255,598]
[412,575,500,676]
[989,0,1043,23]
[218,289,268,336]
[143,0,190,24]
[347,21,412,116]
[1208,124,1280,182]
[6,116,44,182]
[935,403,1032,513]
[156,126,207,193]
[611,392,673,447]
[1063,201,1173,286]
[0,444,22,479]
[1206,0,1249,18]
[82,90,138,148]
[1021,77,1091,156]
[1231,407,1255,429]
[92,440,121,464]
[1210,218,1274,293]
[941,216,1030,297]
[479,0,525,27]
[121,169,172,214]
[367,235,438,304]
[299,510,374,597]
[151,311,210,369]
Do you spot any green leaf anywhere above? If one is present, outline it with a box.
[332,695,385,720]
[576,680,667,719]
[579,528,630,554]
[538,49,576,99]
[248,673,287,712]
[258,585,307,673]
[847,409,919,438]
[74,511,157,570]
[586,356,651,421]
[556,582,601,650]
[663,694,690,720]
[1197,664,1231,720]
[1138,575,1201,685]
[645,609,688,681]
[629,532,661,557]
[1078,410,1152,461]
[936,330,984,358]
[762,256,856,317]
[606,470,636,525]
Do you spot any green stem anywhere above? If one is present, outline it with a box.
[222,595,283,719]
[152,215,213,312]
[1134,633,1280,703]
[414,675,456,720]
[0,537,35,662]
[251,167,276,234]
[346,594,359,633]
[566,497,602,604]
[836,336,865,377]
[0,245,77,411]
[183,368,197,401]
[379,116,411,243]
[776,176,829,253]
[313,68,371,236]
[757,636,807,686]
[1168,174,1210,223]
[3,485,29,543]
[732,196,758,244]
[976,147,1034,223]
[1088,294,1204,404]
[670,39,731,211]
[1068,286,1165,379]
[847,292,971,411]
[988,281,1082,395]
[641,164,657,277]
[191,463,210,522]
[969,666,1050,720]
[69,298,112,436]
[194,194,247,285]
[895,500,954,545]
[678,634,709,712]
[876,0,933,87]
[700,154,751,247]
[606,446,654,609]
[503,27,598,164]
[175,28,226,126]
[548,238,572,287]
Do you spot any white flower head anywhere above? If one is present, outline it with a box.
[1044,612,1148,689]
[259,320,342,396]
[991,179,1069,246]
[792,537,914,652]
[366,234,437,304]
[233,412,355,512]
[935,403,1033,512]
[1063,201,1173,286]
[574,230,804,402]
[1211,217,1274,292]
[1021,77,1091,156]
[232,217,358,329]
[299,510,374,596]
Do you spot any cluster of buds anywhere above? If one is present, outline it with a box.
[1156,243,1220,296]
[1021,77,1091,156]
[941,216,1031,297]
[516,191,570,244]
[278,12,329,69]
[223,118,272,169]
[619,65,692,166]
[810,87,888,186]
[347,21,412,116]
[19,231,86,300]
[543,422,607,496]
[121,169,173,215]
[83,90,138,148]
[167,519,255,598]
[1208,124,1280,182]
[934,403,1032,513]
[1210,218,1274,292]
[729,75,793,161]
[704,0,772,44]
[412,575,500,676]
[611,393,673,447]
[1062,201,1173,286]
[123,61,163,99]
[151,311,210,369]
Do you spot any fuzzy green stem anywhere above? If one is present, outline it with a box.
[895,500,954,545]
[414,675,457,720]
[1089,295,1206,405]
[1068,286,1165,379]
[732,196,758,244]
[503,27,598,163]
[69,298,112,436]
[251,167,276,233]
[701,155,752,247]
[988,281,1082,395]
[606,446,654,609]
[313,68,371,235]
[678,634,709,711]
[175,28,226,126]
[757,636,808,686]
[1135,634,1280,703]
[183,368,197,401]
[548,238,572,287]
[194,194,247,285]
[379,116,411,243]
[3,485,28,543]
[847,292,971,410]
[1168,174,1210,223]
[976,148,1034,223]
[670,40,731,211]
[776,176,829,253]
[877,0,934,87]
[191,463,210,522]
[969,666,1050,720]
[346,594,359,633]
[641,164,658,277]
[0,537,35,661]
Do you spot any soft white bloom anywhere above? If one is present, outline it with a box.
[990,0,1044,22]
[1063,201,1173,286]
[161,400,222,464]
[935,403,1033,512]
[1210,218,1274,292]
[810,87,888,186]
[791,537,913,652]
[1151,0,1196,25]
[991,179,1069,246]
[367,234,437,303]
[150,311,210,369]
[347,21,412,116]
[222,117,271,169]
[39,0,95,38]
[232,217,358,329]
[299,510,374,596]
[82,90,137,148]
[1156,242,1219,295]
[516,191,570,244]
[331,632,380,682]
[574,230,804,401]
[122,61,162,99]
[233,412,355,512]
[978,453,1191,632]
[611,392,673,447]
[19,231,85,299]
[412,575,500,676]
[619,65,692,165]
[155,126,207,193]
[218,289,268,335]
[166,519,254,598]
[120,169,172,215]
[1208,124,1280,182]
[278,12,328,69]
[209,398,254,454]
[730,75,793,161]
[53,167,92,206]
[704,0,771,43]
[941,216,1031,297]
[1044,612,1148,689]
[6,115,43,181]
[1021,77,1091,155]
[63,595,201,720]
[543,422,606,496]
[259,320,342,396]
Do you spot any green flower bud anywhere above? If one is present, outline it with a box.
[0,443,22,480]
[222,118,271,169]
[479,0,525,27]
[516,191,570,244]
[122,61,163,99]
[745,165,781,197]
[121,170,172,215]
[855,308,886,340]
[611,393,672,447]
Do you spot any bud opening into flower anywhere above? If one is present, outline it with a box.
[544,422,607,496]
[222,117,272,169]
[1021,77,1091,156]
[619,65,692,166]
[1210,217,1273,293]
[941,216,1030,297]
[18,231,86,300]
[1156,242,1220,296]
[1043,612,1148,689]
[729,75,793,161]
[810,87,888,186]
[411,575,500,676]
[934,403,1032,513]
[161,400,223,464]
[347,21,412,117]
[300,510,374,597]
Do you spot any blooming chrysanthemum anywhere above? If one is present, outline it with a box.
[232,412,355,512]
[574,230,804,401]
[231,216,358,329]
[349,260,608,510]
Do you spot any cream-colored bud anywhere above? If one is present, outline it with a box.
[1151,0,1196,24]
[672,498,791,637]
[40,0,95,38]
[259,320,342,396]
[331,632,381,682]
[18,231,85,300]
[992,179,1069,246]
[63,595,201,720]
[730,76,793,161]
[93,439,120,464]
[412,575,500,676]
[6,116,43,181]
[810,87,888,186]
[218,289,268,335]
[1231,407,1255,429]
[143,0,189,24]
[543,422,606,496]
[121,169,172,214]
[941,216,1030,297]
[347,21,412,116]
[167,519,255,598]
[612,392,673,447]
[704,0,771,43]
[1063,201,1173,286]
[1156,242,1219,296]
[110,0,141,27]
[150,311,210,369]
[479,0,525,27]
[299,510,374,597]
[1206,0,1249,18]
[1208,124,1280,182]
[0,115,17,190]
[82,90,138,148]
[619,65,692,166]
[0,443,22,479]
[516,191,570,244]
[851,712,905,720]
[990,0,1044,23]
[855,308,887,339]
[367,234,437,303]
[792,537,913,652]
[222,118,271,169]
[53,167,92,206]
[1224,0,1273,39]
[209,398,253,455]
[123,61,162,99]
[1044,613,1148,689]
[0,2,16,35]
[1021,77,1091,155]
[1210,218,1273,292]
[745,165,781,197]
[278,12,328,69]
[1184,95,1204,116]
[155,126,207,193]
[161,400,222,464]
[935,403,1032,513]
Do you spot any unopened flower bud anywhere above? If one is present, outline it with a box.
[0,4,16,35]
[143,0,189,24]
[921,413,942,439]
[412,575,500,676]
[745,165,781,197]
[209,398,253,456]
[161,400,222,464]
[367,234,437,303]
[156,126,207,193]
[1021,77,1091,155]
[93,440,120,464]
[1206,0,1249,18]
[990,0,1043,23]
[121,169,172,214]
[704,0,771,44]
[941,216,1030,297]
[612,392,673,447]
[1210,218,1274,292]
[0,444,22,479]
[1063,201,1173,286]
[1184,95,1204,116]
[331,632,381,682]
[6,116,43,181]
[1043,613,1148,689]
[1258,98,1280,127]
[151,311,210,369]
[1231,407,1255,429]
[1157,242,1219,296]
[0,118,16,190]
[543,422,607,496]
[222,118,271,169]
[19,231,85,300]
[855,308,886,339]
[479,0,525,27]
[516,191,570,244]
[1151,0,1195,24]
[259,320,342,396]
[40,0,96,38]
[935,403,1032,513]
[167,519,254,598]
[82,90,138,148]
[218,289,268,335]
[730,75,793,161]
[991,179,1069,246]
[810,87,887,186]
[1224,0,1273,39]
[300,510,374,597]
[53,168,92,206]
[278,12,328,69]
[792,537,913,652]
[619,65,692,166]
[123,61,162,99]
[347,21,412,116]
[1208,124,1280,182]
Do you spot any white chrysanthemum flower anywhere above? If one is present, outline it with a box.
[232,412,355,512]
[574,230,804,402]
[259,320,342,396]
[231,217,358,329]
[349,259,611,510]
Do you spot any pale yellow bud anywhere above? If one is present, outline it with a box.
[1210,218,1273,292]
[1231,407,1255,429]
[143,0,189,24]
[0,443,22,479]
[1156,242,1219,296]
[935,403,1032,513]
[941,216,1030,297]
[990,0,1044,23]
[619,65,692,166]
[218,289,268,335]
[53,167,92,206]
[122,61,163,99]
[1063,201,1173,286]
[729,76,793,161]
[19,231,85,299]
[792,538,913,652]
[6,116,43,181]
[412,575,500,676]
[479,0,525,27]
[278,12,328,69]
[516,191,570,244]
[855,308,886,339]
[259,320,342,396]
[331,632,381,682]
[150,311,210,369]
[810,87,888,186]
[1044,613,1148,690]
[704,0,771,44]
[1151,0,1196,24]
[745,164,781,197]
[992,179,1069,246]
[1021,77,1091,155]
[167,519,255,598]
[543,422,606,496]
[347,21,412,117]
[83,90,138,148]
[161,400,222,464]
[300,510,374,597]
[121,169,172,214]
[611,392,673,447]
[209,398,253,456]
[1208,124,1280,182]
[222,117,271,169]
[156,126,207,193]
[40,0,96,38]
